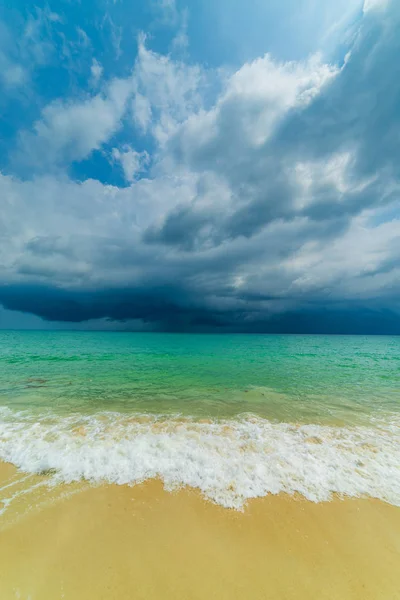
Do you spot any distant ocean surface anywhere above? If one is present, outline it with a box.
[0,331,399,508]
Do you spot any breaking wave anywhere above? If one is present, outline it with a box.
[0,408,399,509]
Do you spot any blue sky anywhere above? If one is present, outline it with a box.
[0,0,399,332]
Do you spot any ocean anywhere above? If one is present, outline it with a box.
[0,331,399,509]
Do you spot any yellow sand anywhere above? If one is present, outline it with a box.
[0,462,400,600]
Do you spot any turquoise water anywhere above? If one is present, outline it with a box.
[0,331,399,424]
[0,332,399,508]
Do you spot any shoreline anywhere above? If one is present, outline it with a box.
[1,462,400,599]
[1,409,399,509]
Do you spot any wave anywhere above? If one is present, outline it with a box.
[0,408,399,509]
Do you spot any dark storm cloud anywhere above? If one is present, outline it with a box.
[143,204,214,250]
[1,282,400,334]
[0,283,232,329]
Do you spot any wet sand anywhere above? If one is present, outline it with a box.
[0,462,399,600]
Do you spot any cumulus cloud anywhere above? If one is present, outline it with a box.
[131,35,204,144]
[1,1,400,332]
[14,76,133,171]
[112,146,150,182]
[11,34,204,173]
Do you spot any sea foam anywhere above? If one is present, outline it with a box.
[0,408,399,509]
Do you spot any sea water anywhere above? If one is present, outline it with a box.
[0,331,399,508]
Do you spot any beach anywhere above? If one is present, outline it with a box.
[0,332,399,598]
[1,462,400,600]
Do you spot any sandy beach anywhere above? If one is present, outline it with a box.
[0,462,399,600]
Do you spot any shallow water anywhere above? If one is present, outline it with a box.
[0,331,399,422]
[0,332,399,508]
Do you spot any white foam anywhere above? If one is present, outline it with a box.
[0,407,399,509]
[0,480,49,516]
[0,473,32,493]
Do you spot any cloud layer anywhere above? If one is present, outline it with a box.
[0,0,399,332]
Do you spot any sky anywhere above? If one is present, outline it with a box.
[0,0,399,333]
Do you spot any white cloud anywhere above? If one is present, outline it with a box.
[13,36,204,171]
[170,7,189,53]
[171,28,189,53]
[16,76,134,169]
[90,58,103,86]
[76,27,91,48]
[170,52,338,169]
[0,52,27,88]
[132,92,152,133]
[112,146,150,182]
[293,152,377,211]
[285,212,400,299]
[21,8,57,66]
[0,21,28,90]
[109,18,123,60]
[131,36,204,144]
[153,0,179,25]
[363,0,389,13]
[0,167,197,287]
